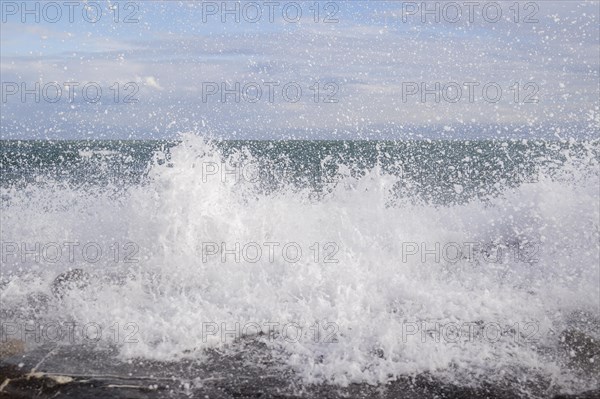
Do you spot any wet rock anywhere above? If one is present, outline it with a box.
[559,328,600,376]
[1,341,598,399]
[51,269,91,299]
[552,389,600,399]
[0,339,24,358]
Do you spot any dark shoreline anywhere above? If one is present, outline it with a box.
[1,343,598,399]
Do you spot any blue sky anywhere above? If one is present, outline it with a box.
[1,1,598,139]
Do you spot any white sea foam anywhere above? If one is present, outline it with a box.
[1,134,598,393]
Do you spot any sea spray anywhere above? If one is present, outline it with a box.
[1,134,598,394]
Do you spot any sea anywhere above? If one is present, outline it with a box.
[0,135,599,397]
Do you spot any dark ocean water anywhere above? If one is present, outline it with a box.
[2,139,593,204]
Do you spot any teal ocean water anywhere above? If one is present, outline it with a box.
[2,139,594,204]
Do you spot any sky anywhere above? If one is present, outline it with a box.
[0,0,599,140]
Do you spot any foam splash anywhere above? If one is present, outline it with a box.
[1,134,599,394]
